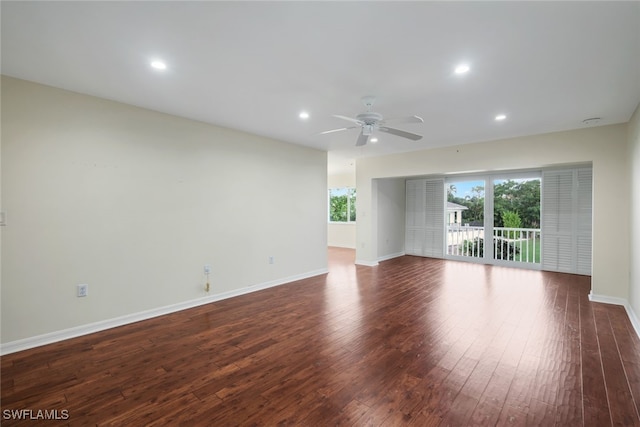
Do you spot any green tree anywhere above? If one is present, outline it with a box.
[493,179,540,229]
[329,195,348,222]
[502,210,522,238]
[447,184,457,200]
[447,184,484,225]
[348,190,356,221]
[329,188,356,222]
[463,186,485,225]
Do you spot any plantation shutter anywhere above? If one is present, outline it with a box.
[541,170,574,272]
[405,179,425,256]
[405,178,444,258]
[541,167,592,274]
[423,179,445,257]
[576,168,593,275]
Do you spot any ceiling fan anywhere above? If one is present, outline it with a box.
[320,96,424,146]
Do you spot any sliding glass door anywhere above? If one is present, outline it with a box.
[407,167,591,273]
[444,173,541,268]
[492,177,541,266]
[446,179,485,259]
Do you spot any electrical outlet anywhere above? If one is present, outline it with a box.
[204,264,211,274]
[77,284,88,297]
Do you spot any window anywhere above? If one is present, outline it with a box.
[328,187,356,222]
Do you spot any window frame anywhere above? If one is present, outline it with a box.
[328,187,357,223]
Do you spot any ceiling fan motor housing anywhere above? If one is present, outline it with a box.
[356,111,383,125]
[362,124,374,135]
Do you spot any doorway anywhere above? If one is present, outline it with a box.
[446,179,485,259]
[444,174,541,268]
[404,167,591,274]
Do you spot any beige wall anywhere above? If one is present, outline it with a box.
[356,124,630,300]
[629,104,640,320]
[1,76,328,344]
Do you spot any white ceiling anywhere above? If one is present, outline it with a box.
[2,1,639,175]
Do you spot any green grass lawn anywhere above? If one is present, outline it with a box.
[459,235,541,263]
[513,237,541,263]
[492,237,540,263]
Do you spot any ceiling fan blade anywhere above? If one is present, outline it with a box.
[318,126,358,135]
[378,126,423,141]
[356,132,369,146]
[381,115,424,124]
[333,114,364,125]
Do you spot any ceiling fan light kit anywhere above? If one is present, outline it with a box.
[320,96,424,146]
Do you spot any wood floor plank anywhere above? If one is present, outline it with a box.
[593,304,640,426]
[469,360,517,426]
[608,305,640,418]
[1,247,639,425]
[554,282,583,426]
[580,289,613,425]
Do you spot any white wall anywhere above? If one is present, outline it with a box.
[327,223,356,249]
[327,171,356,248]
[629,104,640,328]
[376,178,406,261]
[1,76,328,345]
[356,124,630,300]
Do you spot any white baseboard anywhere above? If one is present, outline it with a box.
[588,292,627,306]
[627,304,640,340]
[327,244,356,249]
[0,268,329,356]
[378,252,405,262]
[589,292,640,340]
[355,259,378,267]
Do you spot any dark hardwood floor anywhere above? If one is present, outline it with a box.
[2,247,640,426]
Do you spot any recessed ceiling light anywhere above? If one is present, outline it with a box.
[298,111,309,119]
[454,64,470,74]
[495,114,507,121]
[150,60,167,70]
[370,137,378,143]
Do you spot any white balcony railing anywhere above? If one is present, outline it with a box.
[446,225,485,258]
[447,225,541,264]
